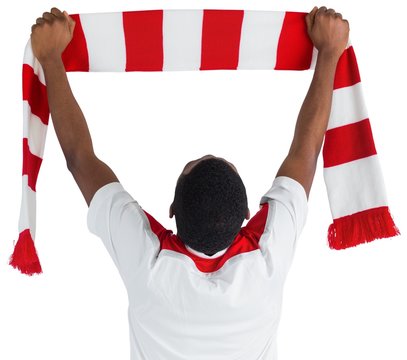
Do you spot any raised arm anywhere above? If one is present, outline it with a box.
[276,6,350,198]
[31,7,118,206]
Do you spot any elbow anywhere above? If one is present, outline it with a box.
[66,150,95,173]
[66,154,78,173]
[290,130,324,161]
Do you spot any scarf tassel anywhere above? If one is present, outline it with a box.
[9,229,42,276]
[328,206,400,250]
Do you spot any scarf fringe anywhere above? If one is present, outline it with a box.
[328,206,400,250]
[9,229,42,276]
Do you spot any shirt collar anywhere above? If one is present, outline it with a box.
[185,244,228,259]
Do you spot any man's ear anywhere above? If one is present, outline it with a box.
[169,203,174,218]
[245,208,251,220]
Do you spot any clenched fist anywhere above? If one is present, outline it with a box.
[305,6,350,59]
[31,7,75,65]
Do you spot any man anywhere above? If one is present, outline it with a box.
[31,6,349,359]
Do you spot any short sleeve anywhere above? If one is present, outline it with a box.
[258,176,308,277]
[87,182,157,288]
[260,176,308,237]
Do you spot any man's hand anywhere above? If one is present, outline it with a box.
[31,7,75,66]
[305,6,350,58]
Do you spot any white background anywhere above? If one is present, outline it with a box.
[1,1,406,359]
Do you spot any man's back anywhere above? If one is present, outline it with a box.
[87,176,307,359]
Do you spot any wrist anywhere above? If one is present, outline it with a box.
[39,53,64,70]
[313,49,341,82]
[317,48,342,63]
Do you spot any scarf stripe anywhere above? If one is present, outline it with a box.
[12,9,399,275]
[324,155,388,218]
[327,83,367,130]
[275,12,314,70]
[123,11,164,72]
[162,10,204,71]
[333,46,361,89]
[61,14,89,72]
[81,12,127,72]
[22,139,42,192]
[19,177,36,233]
[23,103,47,158]
[238,11,285,70]
[22,64,49,125]
[200,10,244,70]
[323,119,377,167]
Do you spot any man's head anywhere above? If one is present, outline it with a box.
[169,155,250,256]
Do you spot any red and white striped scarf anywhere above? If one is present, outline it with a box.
[13,9,399,275]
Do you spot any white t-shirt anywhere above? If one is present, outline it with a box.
[87,176,308,360]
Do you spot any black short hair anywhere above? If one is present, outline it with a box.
[173,158,248,256]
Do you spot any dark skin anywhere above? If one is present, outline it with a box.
[30,7,349,221]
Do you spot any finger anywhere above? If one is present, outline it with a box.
[317,6,327,15]
[309,6,318,14]
[50,7,64,18]
[42,12,56,22]
[309,6,318,19]
[31,24,38,33]
[326,8,336,16]
[335,12,343,19]
[36,17,46,25]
